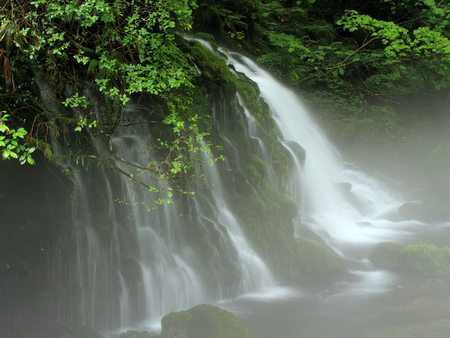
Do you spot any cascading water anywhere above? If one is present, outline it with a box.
[47,88,276,333]
[220,50,413,258]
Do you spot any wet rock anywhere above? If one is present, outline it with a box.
[369,242,450,277]
[119,330,159,338]
[285,140,306,166]
[160,304,252,338]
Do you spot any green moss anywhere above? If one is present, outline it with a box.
[194,32,219,50]
[369,242,450,277]
[119,330,159,338]
[402,244,450,277]
[161,304,251,338]
[271,141,292,178]
[235,78,275,130]
[70,326,104,338]
[292,239,342,276]
[245,154,267,184]
[185,40,237,91]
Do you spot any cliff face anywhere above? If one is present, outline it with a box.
[0,40,342,337]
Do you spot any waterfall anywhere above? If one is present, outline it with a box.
[26,39,430,336]
[44,82,275,332]
[217,49,415,259]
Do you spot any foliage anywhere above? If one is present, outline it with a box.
[0,112,35,164]
[194,0,450,143]
[161,304,252,338]
[369,242,450,277]
[0,0,219,197]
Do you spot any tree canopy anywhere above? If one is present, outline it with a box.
[1,0,449,168]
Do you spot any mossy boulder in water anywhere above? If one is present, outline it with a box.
[119,330,159,338]
[160,304,252,338]
[368,242,404,270]
[292,239,343,276]
[369,242,450,277]
[70,327,104,338]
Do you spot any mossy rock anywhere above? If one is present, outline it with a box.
[184,40,237,91]
[160,304,251,338]
[369,242,404,270]
[71,327,103,338]
[119,330,159,338]
[291,239,343,277]
[369,242,450,277]
[401,244,450,277]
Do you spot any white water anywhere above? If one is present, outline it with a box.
[220,51,412,256]
[59,105,275,332]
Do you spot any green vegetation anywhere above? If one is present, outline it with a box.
[0,0,213,197]
[369,242,450,277]
[194,0,450,143]
[2,0,448,172]
[160,304,252,338]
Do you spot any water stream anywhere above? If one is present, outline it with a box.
[40,40,449,337]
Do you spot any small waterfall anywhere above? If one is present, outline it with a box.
[29,38,427,335]
[218,49,410,258]
[43,84,275,332]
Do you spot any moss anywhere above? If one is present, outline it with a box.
[245,154,267,184]
[119,330,159,338]
[70,326,104,338]
[185,40,237,91]
[401,244,450,277]
[225,185,343,279]
[235,78,275,130]
[369,242,450,277]
[271,141,292,178]
[160,304,251,338]
[292,239,342,276]
[261,187,298,219]
[194,32,219,50]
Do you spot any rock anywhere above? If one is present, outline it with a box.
[369,242,450,277]
[119,330,159,338]
[369,242,404,270]
[42,324,103,338]
[71,326,104,338]
[160,304,252,338]
[285,140,306,166]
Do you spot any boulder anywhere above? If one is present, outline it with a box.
[369,242,450,277]
[160,304,252,338]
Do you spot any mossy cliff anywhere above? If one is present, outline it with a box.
[183,37,343,278]
[0,35,342,337]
